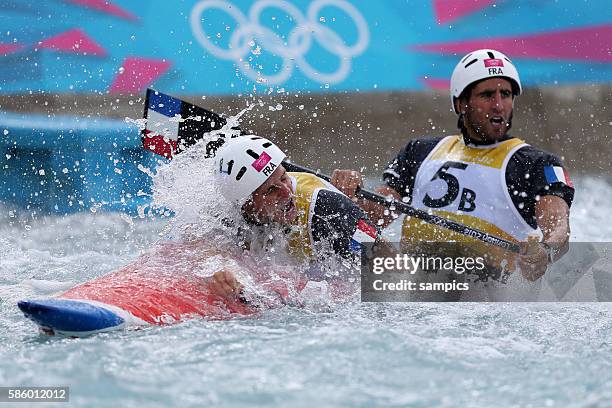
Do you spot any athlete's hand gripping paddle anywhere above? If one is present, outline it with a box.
[517,234,548,281]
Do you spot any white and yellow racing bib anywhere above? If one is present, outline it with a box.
[402,135,537,269]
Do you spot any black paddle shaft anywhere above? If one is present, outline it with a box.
[282,161,521,253]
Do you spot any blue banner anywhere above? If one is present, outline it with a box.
[1,0,610,95]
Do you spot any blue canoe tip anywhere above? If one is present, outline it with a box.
[18,299,125,336]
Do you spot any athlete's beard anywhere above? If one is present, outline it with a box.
[458,111,514,144]
[241,197,297,226]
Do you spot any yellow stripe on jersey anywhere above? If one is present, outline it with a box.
[429,135,526,169]
[286,172,328,260]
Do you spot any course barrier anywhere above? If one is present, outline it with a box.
[0,113,158,215]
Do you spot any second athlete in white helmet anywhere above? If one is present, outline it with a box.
[330,49,574,298]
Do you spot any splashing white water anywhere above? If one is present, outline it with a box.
[149,104,257,240]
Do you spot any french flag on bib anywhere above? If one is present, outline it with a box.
[544,166,573,188]
[350,219,378,251]
[142,89,238,159]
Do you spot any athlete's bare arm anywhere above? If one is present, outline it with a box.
[537,195,571,256]
[205,269,244,300]
[172,240,246,300]
[518,195,570,281]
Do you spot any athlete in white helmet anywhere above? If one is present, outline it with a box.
[330,49,573,289]
[208,135,387,298]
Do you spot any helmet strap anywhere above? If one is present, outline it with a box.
[457,112,465,132]
[241,198,259,225]
[458,113,474,145]
[506,111,514,132]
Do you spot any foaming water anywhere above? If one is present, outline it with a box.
[568,175,612,241]
[145,104,247,234]
[1,175,611,407]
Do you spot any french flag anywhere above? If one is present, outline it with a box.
[143,90,182,159]
[350,219,378,251]
[544,166,573,188]
[142,89,237,159]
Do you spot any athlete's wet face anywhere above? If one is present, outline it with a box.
[242,166,297,225]
[457,78,515,143]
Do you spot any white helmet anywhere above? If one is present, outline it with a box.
[450,49,522,113]
[213,135,286,204]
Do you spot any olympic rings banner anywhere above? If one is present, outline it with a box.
[0,0,610,94]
